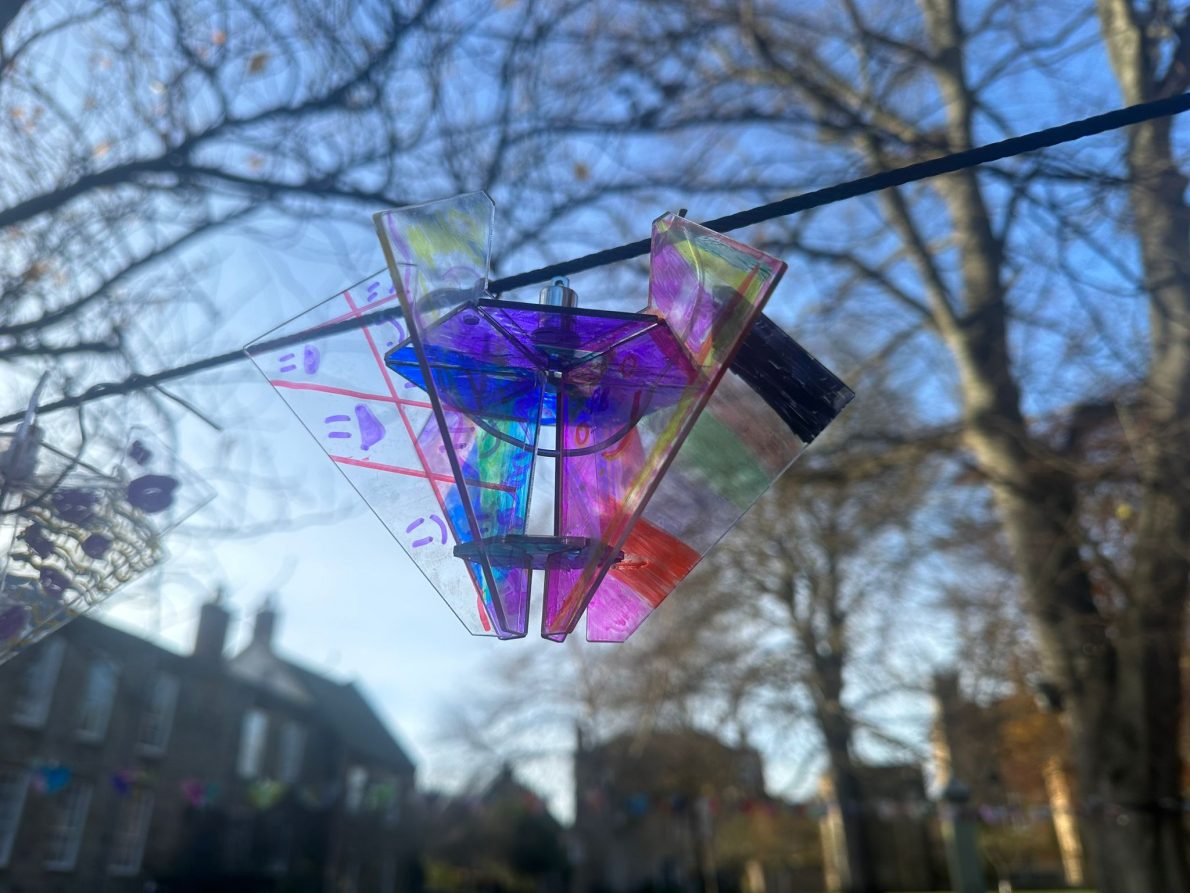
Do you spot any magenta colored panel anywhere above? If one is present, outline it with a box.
[566,213,789,641]
[583,576,654,641]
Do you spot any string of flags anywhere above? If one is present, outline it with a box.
[23,762,399,814]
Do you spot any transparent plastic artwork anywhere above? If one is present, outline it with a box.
[0,388,214,663]
[247,193,854,641]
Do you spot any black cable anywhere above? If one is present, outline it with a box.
[488,90,1190,293]
[2,90,1188,427]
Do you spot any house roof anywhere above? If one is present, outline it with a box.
[276,654,415,775]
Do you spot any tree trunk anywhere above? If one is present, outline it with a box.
[1073,112,1190,893]
[821,720,878,893]
[1091,3,1190,886]
[914,2,1190,887]
[812,642,878,893]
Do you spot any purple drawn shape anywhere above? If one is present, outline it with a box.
[405,514,447,548]
[0,605,26,640]
[366,281,381,302]
[325,414,353,440]
[127,474,178,513]
[22,524,53,559]
[384,320,406,348]
[279,352,297,373]
[52,489,98,526]
[406,517,434,549]
[354,404,386,450]
[129,440,153,466]
[40,567,71,600]
[429,514,448,543]
[39,764,70,793]
[82,533,111,559]
[302,345,320,373]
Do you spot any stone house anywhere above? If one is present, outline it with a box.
[0,593,416,892]
[571,726,822,893]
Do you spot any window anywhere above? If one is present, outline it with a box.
[44,783,91,870]
[109,790,153,875]
[76,657,118,742]
[11,637,64,728]
[0,768,30,867]
[344,765,367,814]
[137,673,179,755]
[237,709,268,778]
[384,778,403,827]
[278,721,305,783]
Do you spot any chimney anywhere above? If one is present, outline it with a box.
[193,587,231,661]
[252,595,278,651]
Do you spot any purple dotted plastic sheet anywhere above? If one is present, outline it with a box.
[0,429,212,663]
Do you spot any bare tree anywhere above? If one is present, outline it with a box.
[0,0,579,531]
[470,2,1189,888]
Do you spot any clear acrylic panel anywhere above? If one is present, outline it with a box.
[245,266,503,636]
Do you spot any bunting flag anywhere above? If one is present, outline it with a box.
[110,767,150,795]
[247,777,287,811]
[180,778,220,809]
[298,780,342,811]
[31,762,71,795]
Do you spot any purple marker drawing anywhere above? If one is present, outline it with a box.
[366,281,382,302]
[279,352,297,373]
[128,440,153,466]
[40,567,71,600]
[82,533,111,559]
[127,474,178,513]
[325,406,386,449]
[354,404,386,450]
[384,320,405,348]
[325,415,353,439]
[405,514,448,548]
[303,345,320,374]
